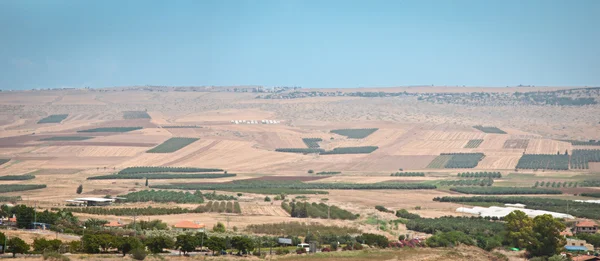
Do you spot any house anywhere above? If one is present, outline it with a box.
[572,255,600,261]
[566,238,594,251]
[104,220,125,229]
[575,220,598,234]
[173,220,205,232]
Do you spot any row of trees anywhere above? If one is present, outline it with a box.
[62,206,202,216]
[151,180,437,191]
[196,201,242,214]
[457,172,501,178]
[440,179,494,186]
[118,190,206,203]
[390,172,424,177]
[570,149,600,169]
[433,196,600,219]
[275,148,324,154]
[88,173,235,180]
[246,222,360,237]
[316,171,341,175]
[302,138,322,148]
[330,128,378,139]
[78,127,143,133]
[0,174,35,180]
[580,180,600,187]
[581,192,600,198]
[119,166,224,174]
[450,187,562,195]
[375,205,394,213]
[281,202,358,220]
[320,146,379,155]
[441,153,485,168]
[516,154,569,170]
[0,184,46,193]
[395,209,421,219]
[533,181,577,188]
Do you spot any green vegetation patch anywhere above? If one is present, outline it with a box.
[581,193,600,198]
[0,159,10,166]
[151,180,436,191]
[211,188,328,195]
[196,201,241,214]
[449,187,562,195]
[0,174,35,181]
[316,171,341,175]
[39,136,93,141]
[580,180,600,187]
[63,206,202,216]
[276,146,378,155]
[282,201,357,220]
[473,125,506,134]
[566,140,600,146]
[302,138,322,148]
[123,111,151,119]
[440,179,494,186]
[246,222,361,236]
[78,127,143,133]
[147,137,199,153]
[458,172,502,178]
[464,139,484,148]
[571,149,600,169]
[275,148,325,154]
[88,173,235,180]
[426,155,452,168]
[516,154,569,170]
[0,184,46,193]
[0,196,21,202]
[330,128,379,139]
[38,114,68,124]
[427,153,485,169]
[119,166,223,174]
[391,172,424,177]
[434,196,600,219]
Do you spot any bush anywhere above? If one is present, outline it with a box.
[42,252,70,261]
[264,196,271,202]
[131,248,147,260]
[426,231,474,247]
[375,205,394,213]
[395,209,420,219]
[296,247,306,254]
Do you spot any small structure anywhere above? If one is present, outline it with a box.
[575,220,598,234]
[173,220,205,232]
[104,220,125,229]
[31,222,50,230]
[566,238,594,251]
[504,203,526,208]
[67,197,115,206]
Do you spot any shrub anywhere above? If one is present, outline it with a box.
[264,196,271,202]
[131,248,147,260]
[296,248,306,254]
[42,252,70,261]
[395,209,420,219]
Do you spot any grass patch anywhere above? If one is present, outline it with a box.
[147,137,199,153]
[0,184,46,193]
[39,136,93,141]
[78,127,142,133]
[123,111,151,119]
[38,114,68,124]
[464,139,483,148]
[330,128,378,139]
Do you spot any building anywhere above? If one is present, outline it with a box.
[566,238,595,251]
[66,197,115,206]
[173,220,205,232]
[104,220,125,229]
[572,255,600,261]
[575,220,598,234]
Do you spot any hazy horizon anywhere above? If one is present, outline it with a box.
[1,0,599,90]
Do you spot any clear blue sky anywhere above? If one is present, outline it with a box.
[1,0,599,90]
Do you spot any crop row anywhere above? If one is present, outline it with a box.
[515,154,569,170]
[581,193,600,198]
[63,206,202,216]
[579,180,600,187]
[450,187,562,195]
[0,184,46,193]
[282,201,357,220]
[570,149,600,169]
[38,114,68,124]
[457,172,501,178]
[0,174,35,181]
[78,127,143,133]
[151,180,437,191]
[316,171,341,175]
[429,153,485,169]
[330,128,378,139]
[118,166,223,174]
[472,125,506,134]
[464,139,483,148]
[390,172,425,177]
[533,181,577,188]
[302,138,322,148]
[439,179,493,186]
[147,137,199,153]
[118,190,236,203]
[88,173,235,180]
[196,201,241,214]
[433,196,600,219]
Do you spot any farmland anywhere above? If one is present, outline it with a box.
[0,174,35,180]
[39,136,93,141]
[316,171,341,175]
[63,206,202,216]
[281,201,358,220]
[196,201,242,214]
[570,149,600,169]
[302,138,322,148]
[429,153,485,168]
[275,146,378,155]
[275,148,324,154]
[330,128,379,139]
[390,172,425,177]
[146,137,199,153]
[457,172,501,178]
[515,154,569,170]
[151,180,437,191]
[37,114,68,124]
[87,173,235,180]
[78,127,143,133]
[464,139,483,148]
[449,187,562,195]
[118,166,224,174]
[0,184,46,193]
[502,139,529,149]
[568,140,600,146]
[439,179,493,186]
[123,111,151,119]
[472,125,506,134]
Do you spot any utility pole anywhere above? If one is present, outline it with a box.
[226,216,230,231]
[34,201,37,229]
[133,213,137,236]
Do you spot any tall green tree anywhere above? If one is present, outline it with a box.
[145,235,174,254]
[117,236,143,257]
[212,222,226,233]
[231,236,254,254]
[528,214,566,257]
[76,184,83,194]
[0,232,5,254]
[504,210,535,249]
[175,234,198,255]
[206,236,226,255]
[7,237,29,257]
[10,205,34,229]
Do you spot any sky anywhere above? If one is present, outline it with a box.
[0,0,599,90]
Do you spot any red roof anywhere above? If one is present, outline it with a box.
[572,255,600,261]
[8,215,16,222]
[104,221,124,227]
[576,221,598,227]
[174,220,205,229]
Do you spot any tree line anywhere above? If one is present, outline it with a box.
[119,166,224,174]
[0,184,46,193]
[457,172,501,178]
[88,173,235,180]
[390,172,424,177]
[151,180,437,191]
[281,202,358,220]
[450,187,562,195]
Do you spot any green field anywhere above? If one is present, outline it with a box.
[472,125,506,134]
[0,159,10,166]
[0,184,46,193]
[39,136,93,141]
[426,155,452,168]
[0,174,35,181]
[123,111,151,119]
[463,139,483,148]
[78,127,143,133]
[37,114,68,124]
[146,137,199,153]
[330,128,378,139]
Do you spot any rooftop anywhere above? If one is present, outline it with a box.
[74,197,115,202]
[174,220,205,229]
[576,220,598,227]
[565,245,589,251]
